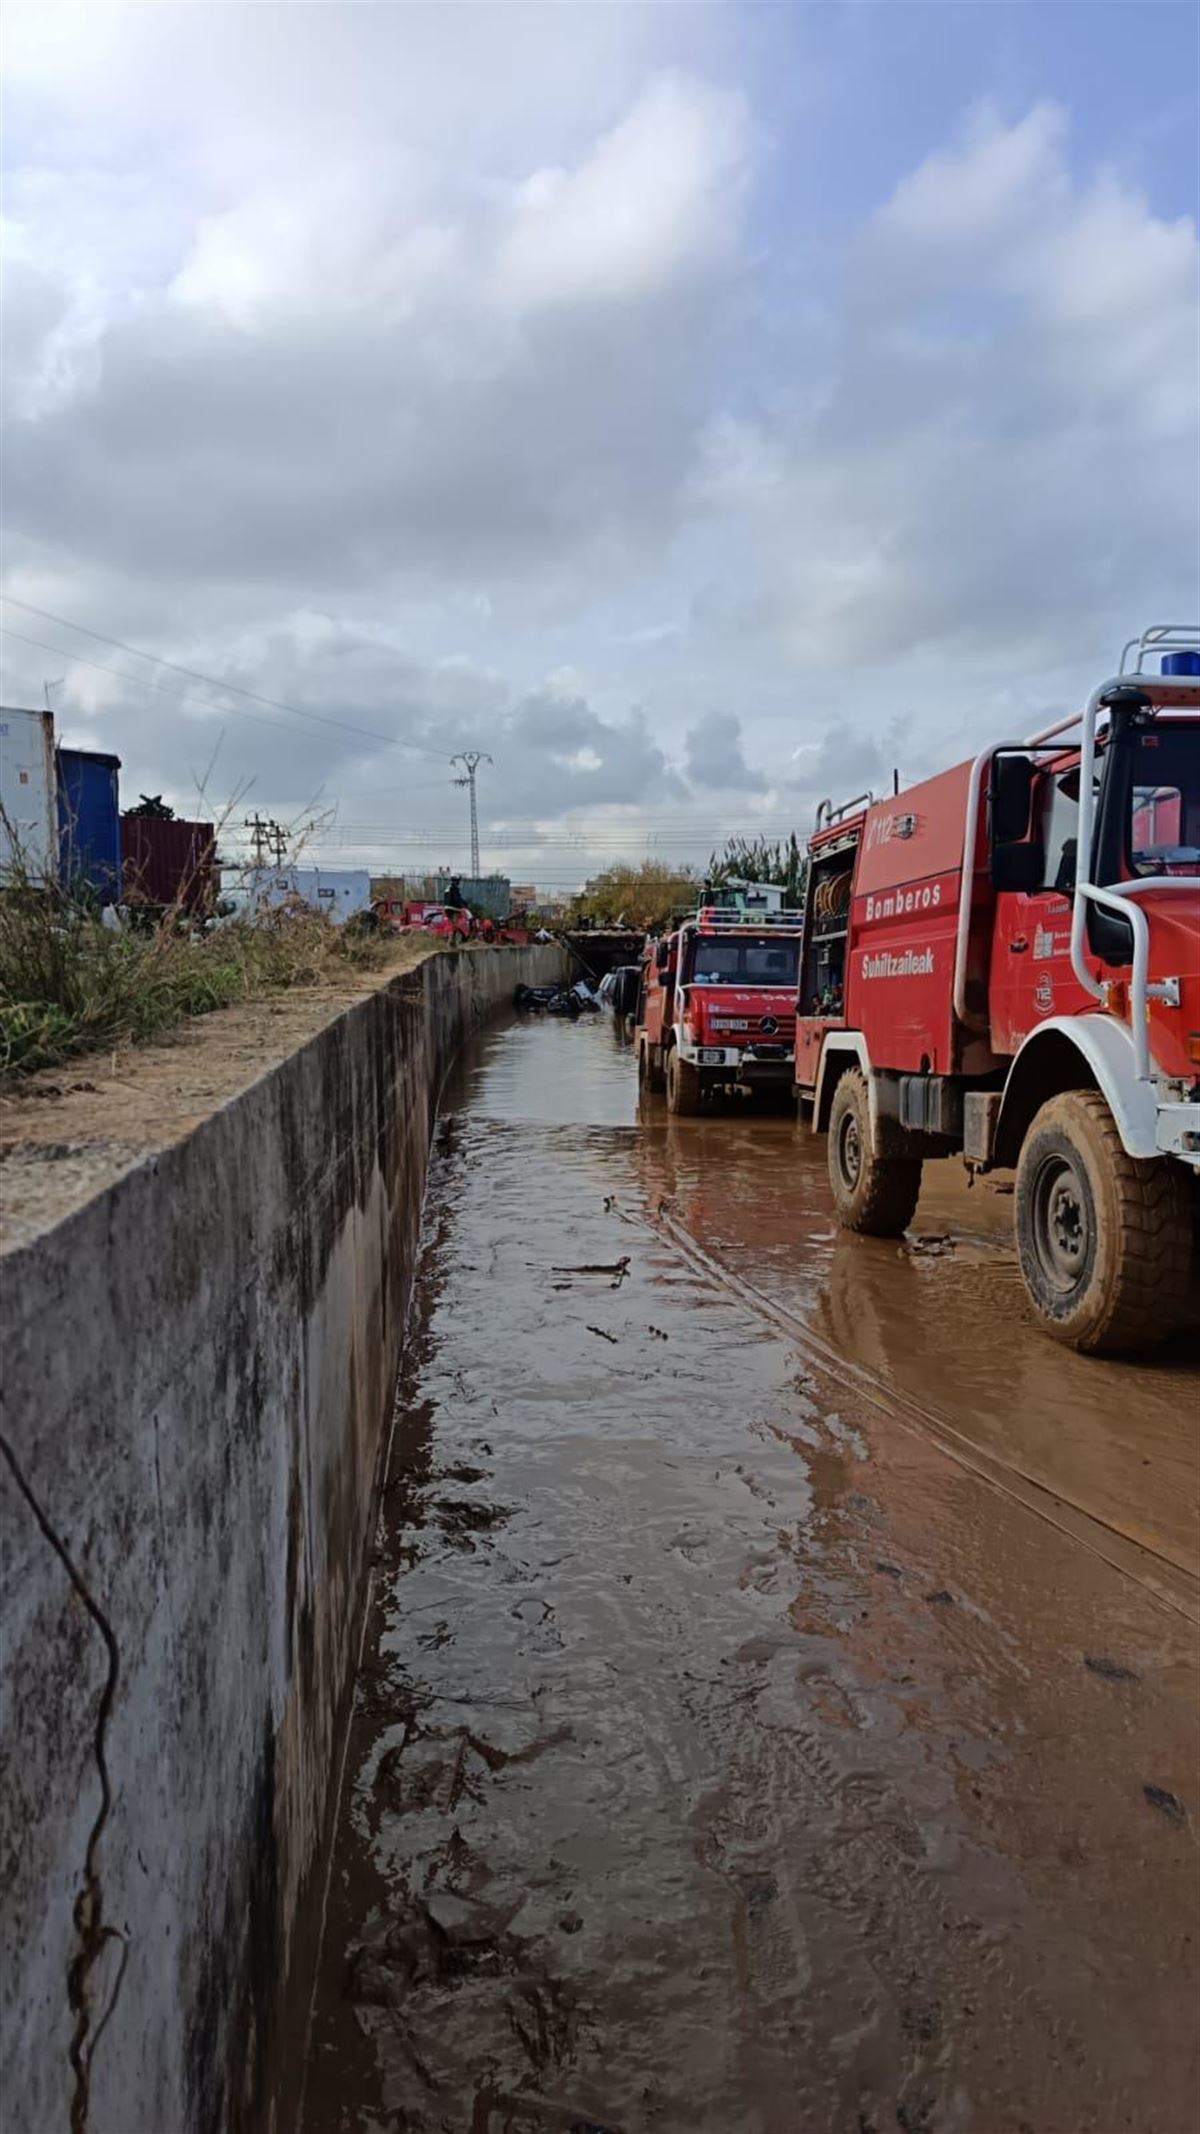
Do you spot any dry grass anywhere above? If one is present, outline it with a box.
[0,886,392,1080]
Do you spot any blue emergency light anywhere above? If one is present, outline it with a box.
[1161,651,1200,676]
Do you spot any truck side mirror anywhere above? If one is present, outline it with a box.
[990,752,1035,843]
[990,840,1045,893]
[655,941,670,972]
[989,752,1044,892]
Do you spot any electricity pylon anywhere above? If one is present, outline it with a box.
[450,751,493,878]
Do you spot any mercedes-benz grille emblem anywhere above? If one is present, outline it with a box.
[759,1016,779,1034]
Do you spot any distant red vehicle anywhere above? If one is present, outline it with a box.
[634,902,804,1114]
[375,899,473,942]
[418,902,473,941]
[472,914,530,944]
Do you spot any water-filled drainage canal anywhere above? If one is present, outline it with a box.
[302,1012,1199,2134]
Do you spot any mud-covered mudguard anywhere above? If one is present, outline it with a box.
[996,1014,1159,1161]
[812,1033,875,1137]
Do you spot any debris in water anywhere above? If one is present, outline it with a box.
[907,1233,954,1257]
[1143,1785,1187,1827]
[875,1561,903,1579]
[554,1257,630,1277]
[924,1588,955,1607]
[553,1255,631,1289]
[1085,1654,1139,1684]
[896,2097,936,2134]
[435,1498,508,1539]
[586,1325,618,1345]
[559,1911,584,1934]
[513,981,601,1017]
[901,2001,942,2043]
[425,1888,516,1946]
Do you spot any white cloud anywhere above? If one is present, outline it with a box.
[4,45,748,629]
[873,102,1069,256]
[696,105,1198,679]
[497,75,751,309]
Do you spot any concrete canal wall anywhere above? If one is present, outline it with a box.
[0,944,563,2134]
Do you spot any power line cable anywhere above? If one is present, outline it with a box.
[0,595,449,757]
[0,625,334,741]
[314,829,798,843]
[0,634,785,863]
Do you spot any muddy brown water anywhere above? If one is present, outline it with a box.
[302,1015,1200,2134]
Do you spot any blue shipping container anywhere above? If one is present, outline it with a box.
[57,747,122,903]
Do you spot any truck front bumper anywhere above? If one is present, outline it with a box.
[684,1042,794,1083]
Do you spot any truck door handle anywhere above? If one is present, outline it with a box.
[1010,936,1028,953]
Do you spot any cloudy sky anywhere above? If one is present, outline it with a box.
[2,1,1196,890]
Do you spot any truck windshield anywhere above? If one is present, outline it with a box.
[1129,726,1200,874]
[686,934,799,986]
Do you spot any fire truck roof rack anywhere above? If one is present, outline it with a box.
[693,906,805,929]
[814,791,874,829]
[1119,623,1200,675]
[1026,625,1200,747]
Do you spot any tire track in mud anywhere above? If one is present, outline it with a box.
[604,1193,1186,2130]
[625,1198,1199,1625]
[670,1538,1106,2134]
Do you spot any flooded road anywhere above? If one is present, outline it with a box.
[303,1015,1199,2134]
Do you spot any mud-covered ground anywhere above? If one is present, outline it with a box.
[303,1015,1199,2134]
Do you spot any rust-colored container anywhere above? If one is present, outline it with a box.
[122,815,217,914]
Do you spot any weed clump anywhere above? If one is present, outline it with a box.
[0,880,388,1080]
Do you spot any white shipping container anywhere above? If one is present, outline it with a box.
[232,864,372,926]
[0,706,58,884]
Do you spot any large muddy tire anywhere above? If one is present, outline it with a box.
[827,1069,921,1236]
[1014,1089,1191,1354]
[665,1047,702,1116]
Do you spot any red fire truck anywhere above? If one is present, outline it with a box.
[635,898,804,1114]
[795,625,1200,1354]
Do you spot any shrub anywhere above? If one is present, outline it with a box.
[0,878,388,1080]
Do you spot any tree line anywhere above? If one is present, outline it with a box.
[568,835,807,930]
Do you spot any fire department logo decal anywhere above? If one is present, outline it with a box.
[759,1015,779,1034]
[1034,973,1054,1016]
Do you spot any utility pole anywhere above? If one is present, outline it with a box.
[245,813,287,868]
[450,751,492,879]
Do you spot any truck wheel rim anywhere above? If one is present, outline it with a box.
[839,1111,861,1188]
[1031,1152,1088,1293]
